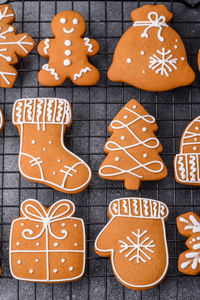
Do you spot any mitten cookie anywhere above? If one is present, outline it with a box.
[95,198,169,290]
[174,116,200,185]
[177,212,200,275]
[0,4,35,88]
[99,99,167,190]
[38,11,99,86]
[108,4,195,91]
[12,98,92,193]
[9,199,86,282]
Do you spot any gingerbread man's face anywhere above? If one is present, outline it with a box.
[52,11,86,38]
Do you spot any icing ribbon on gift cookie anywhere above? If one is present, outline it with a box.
[133,12,168,42]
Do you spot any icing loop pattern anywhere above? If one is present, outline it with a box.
[133,12,168,42]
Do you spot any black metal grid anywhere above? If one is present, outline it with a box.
[0,0,200,299]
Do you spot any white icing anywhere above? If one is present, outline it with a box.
[181,57,185,61]
[142,70,146,74]
[69,266,73,271]
[53,172,56,175]
[36,242,39,246]
[142,127,147,132]
[49,141,52,144]
[179,214,200,233]
[74,224,77,227]
[53,269,58,273]
[121,136,125,140]
[58,159,61,163]
[54,242,59,247]
[149,48,177,77]
[42,64,59,80]
[0,6,14,22]
[174,45,178,49]
[123,115,128,119]
[195,126,199,131]
[31,140,36,145]
[83,37,93,53]
[65,40,71,47]
[9,199,86,282]
[17,260,21,264]
[16,242,20,246]
[74,243,78,246]
[126,58,132,64]
[143,153,148,158]
[99,106,164,179]
[60,18,66,24]
[63,28,74,34]
[21,223,24,226]
[65,50,71,56]
[189,155,196,181]
[64,59,71,66]
[73,18,78,25]
[115,156,120,162]
[43,147,47,151]
[140,51,144,55]
[36,225,39,228]
[133,11,168,42]
[44,38,50,55]
[73,67,92,81]
[62,223,65,226]
[178,156,186,180]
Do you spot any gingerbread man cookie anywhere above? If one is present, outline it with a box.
[99,99,167,190]
[9,199,86,282]
[174,116,200,185]
[12,98,92,193]
[177,212,200,275]
[0,4,35,88]
[95,198,169,290]
[38,11,99,86]
[108,4,195,91]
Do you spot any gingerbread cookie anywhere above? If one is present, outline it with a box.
[108,4,195,91]
[198,49,200,71]
[95,198,169,290]
[0,4,35,88]
[177,212,200,275]
[9,199,86,282]
[174,116,200,185]
[0,109,4,131]
[38,10,99,86]
[12,98,92,193]
[99,99,167,190]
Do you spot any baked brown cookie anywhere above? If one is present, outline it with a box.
[9,199,86,282]
[38,10,99,86]
[0,4,35,88]
[108,4,195,91]
[99,99,167,189]
[95,198,169,290]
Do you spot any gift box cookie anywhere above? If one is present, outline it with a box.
[9,199,86,282]
[95,198,169,290]
[174,116,200,185]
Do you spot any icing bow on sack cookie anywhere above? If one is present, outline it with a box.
[177,212,200,275]
[95,198,169,290]
[108,4,195,91]
[9,199,86,282]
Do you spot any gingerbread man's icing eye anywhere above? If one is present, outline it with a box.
[73,18,79,25]
[60,18,66,24]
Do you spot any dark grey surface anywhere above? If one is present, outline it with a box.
[0,0,200,299]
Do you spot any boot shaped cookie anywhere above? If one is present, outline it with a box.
[108,4,195,91]
[99,99,168,190]
[9,199,86,282]
[177,212,200,275]
[12,98,92,193]
[0,4,35,88]
[38,11,99,86]
[95,198,169,290]
[174,116,200,185]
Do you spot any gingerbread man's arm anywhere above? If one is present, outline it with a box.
[83,37,99,56]
[37,38,53,58]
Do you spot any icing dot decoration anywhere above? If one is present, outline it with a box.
[60,18,66,24]
[73,18,79,25]
[35,259,39,262]
[57,159,61,163]
[29,269,34,274]
[65,40,71,47]
[16,242,20,246]
[115,156,120,162]
[53,269,58,273]
[195,126,199,131]
[140,51,144,55]
[69,266,73,271]
[74,224,77,228]
[120,136,125,140]
[142,70,146,74]
[36,242,39,246]
[62,223,66,226]
[193,146,197,151]
[21,223,24,226]
[17,260,21,264]
[64,59,71,66]
[43,147,47,151]
[49,141,52,144]
[126,58,132,64]
[181,57,185,61]
[53,172,56,175]
[31,140,36,144]
[142,127,147,132]
[174,45,178,49]
[65,50,71,56]
[54,242,59,247]
[74,243,78,246]
[132,105,137,109]
[143,153,148,158]
[36,225,39,228]
[61,258,65,263]
[194,138,198,141]
[123,115,128,120]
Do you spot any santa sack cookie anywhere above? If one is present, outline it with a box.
[0,4,35,88]
[12,98,92,193]
[108,4,195,91]
[95,198,169,290]
[99,99,167,190]
[177,212,200,275]
[38,11,99,86]
[174,116,200,185]
[9,199,85,282]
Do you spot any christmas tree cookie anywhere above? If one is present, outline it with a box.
[38,10,99,86]
[95,198,169,290]
[0,4,35,88]
[12,98,92,193]
[174,116,200,185]
[9,199,86,282]
[177,212,200,275]
[108,4,195,91]
[99,99,167,190]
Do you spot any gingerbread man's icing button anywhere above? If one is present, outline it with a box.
[65,39,72,47]
[64,59,71,66]
[65,50,71,56]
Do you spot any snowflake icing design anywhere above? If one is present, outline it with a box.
[149,48,177,77]
[119,229,156,263]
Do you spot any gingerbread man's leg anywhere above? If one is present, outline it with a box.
[38,63,65,86]
[70,63,100,86]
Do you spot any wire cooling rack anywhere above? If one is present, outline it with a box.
[0,0,200,299]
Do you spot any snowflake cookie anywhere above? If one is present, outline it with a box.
[95,198,169,290]
[108,4,195,91]
[99,99,168,190]
[177,212,200,275]
[37,10,99,86]
[9,199,86,282]
[0,4,35,88]
[12,98,92,194]
[174,116,200,185]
